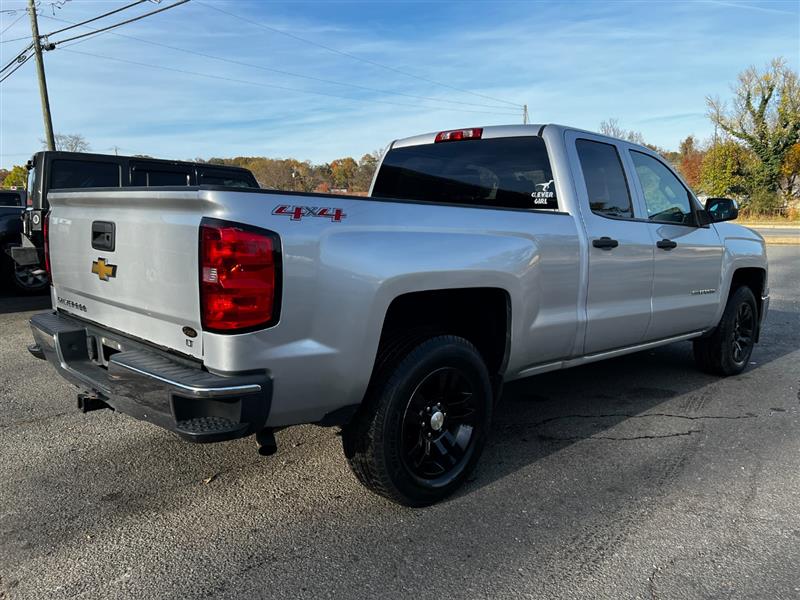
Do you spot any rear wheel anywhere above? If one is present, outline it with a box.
[2,248,48,295]
[693,286,757,376]
[342,335,492,506]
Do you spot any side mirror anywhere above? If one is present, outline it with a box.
[705,197,739,223]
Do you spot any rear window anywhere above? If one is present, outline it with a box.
[0,191,22,207]
[199,170,258,188]
[50,160,121,189]
[132,169,191,186]
[372,136,558,210]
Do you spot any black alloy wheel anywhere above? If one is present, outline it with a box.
[731,301,755,366]
[401,366,480,487]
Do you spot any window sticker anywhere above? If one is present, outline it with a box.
[531,179,558,209]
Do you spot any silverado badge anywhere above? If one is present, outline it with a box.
[91,258,117,281]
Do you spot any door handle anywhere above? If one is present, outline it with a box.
[592,236,619,250]
[656,239,678,250]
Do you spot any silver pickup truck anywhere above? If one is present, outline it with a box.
[28,124,768,506]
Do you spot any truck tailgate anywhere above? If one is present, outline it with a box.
[47,190,206,359]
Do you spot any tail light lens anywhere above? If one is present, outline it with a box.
[43,211,51,282]
[199,218,281,333]
[434,128,483,143]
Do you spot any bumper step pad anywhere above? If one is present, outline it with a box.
[175,416,248,442]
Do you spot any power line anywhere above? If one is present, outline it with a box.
[42,14,520,113]
[194,1,521,110]
[0,52,31,83]
[0,44,32,75]
[51,0,190,46]
[59,47,521,117]
[1,11,27,36]
[44,0,148,37]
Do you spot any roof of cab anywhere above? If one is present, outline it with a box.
[390,123,654,154]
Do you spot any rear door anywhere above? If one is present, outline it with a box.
[626,150,724,339]
[47,189,204,359]
[566,131,654,355]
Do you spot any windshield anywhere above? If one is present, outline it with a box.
[372,136,558,210]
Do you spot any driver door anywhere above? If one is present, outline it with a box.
[626,150,724,340]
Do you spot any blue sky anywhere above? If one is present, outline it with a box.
[0,0,798,169]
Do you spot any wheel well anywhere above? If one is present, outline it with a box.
[377,288,510,378]
[730,267,766,314]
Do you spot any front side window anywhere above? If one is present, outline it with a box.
[372,136,558,210]
[630,151,694,225]
[575,139,633,219]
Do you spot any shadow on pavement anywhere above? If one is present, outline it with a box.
[0,289,50,315]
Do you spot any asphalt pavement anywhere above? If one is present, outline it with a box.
[1,246,799,600]
[753,227,800,239]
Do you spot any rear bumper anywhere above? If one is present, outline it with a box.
[29,311,271,443]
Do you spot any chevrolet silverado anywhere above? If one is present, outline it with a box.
[27,124,768,506]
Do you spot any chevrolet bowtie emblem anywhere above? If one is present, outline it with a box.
[91,258,117,281]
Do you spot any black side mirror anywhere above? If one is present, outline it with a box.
[705,197,739,223]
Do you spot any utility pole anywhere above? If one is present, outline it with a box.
[522,104,529,125]
[27,0,55,151]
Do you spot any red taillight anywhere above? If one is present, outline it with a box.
[434,127,483,143]
[43,211,51,282]
[199,219,280,332]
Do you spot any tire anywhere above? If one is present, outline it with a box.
[342,335,493,507]
[2,247,48,295]
[693,286,758,376]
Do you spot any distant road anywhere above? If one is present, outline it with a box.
[750,226,800,239]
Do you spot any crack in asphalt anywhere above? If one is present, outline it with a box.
[530,412,759,427]
[538,429,703,442]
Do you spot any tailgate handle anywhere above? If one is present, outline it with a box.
[92,221,115,252]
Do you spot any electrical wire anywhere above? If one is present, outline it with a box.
[42,14,522,113]
[44,0,148,37]
[0,44,32,75]
[195,0,521,110]
[51,0,190,46]
[58,48,521,117]
[0,11,27,37]
[0,53,31,83]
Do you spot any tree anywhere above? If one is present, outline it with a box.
[352,150,382,193]
[41,133,90,152]
[780,142,800,198]
[330,157,358,190]
[707,58,800,193]
[699,140,758,198]
[598,118,645,144]
[677,135,705,190]
[2,165,27,188]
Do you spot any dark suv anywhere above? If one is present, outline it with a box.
[9,151,258,293]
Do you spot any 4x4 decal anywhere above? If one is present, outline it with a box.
[272,205,346,222]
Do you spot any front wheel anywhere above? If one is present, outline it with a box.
[693,286,758,376]
[342,335,493,506]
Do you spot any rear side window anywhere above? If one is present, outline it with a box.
[575,139,633,219]
[0,192,22,206]
[372,136,558,210]
[50,160,120,189]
